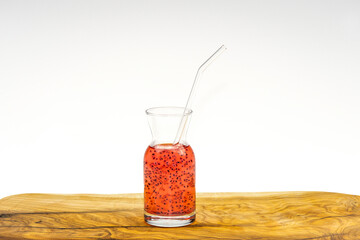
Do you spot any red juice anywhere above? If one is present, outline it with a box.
[144,143,195,216]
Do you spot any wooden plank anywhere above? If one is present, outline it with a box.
[0,192,359,239]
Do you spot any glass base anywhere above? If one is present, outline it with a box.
[144,211,195,227]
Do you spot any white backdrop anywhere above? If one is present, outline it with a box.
[1,0,359,199]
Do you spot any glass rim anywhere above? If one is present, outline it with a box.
[145,106,193,117]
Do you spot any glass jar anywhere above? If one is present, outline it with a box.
[144,107,195,227]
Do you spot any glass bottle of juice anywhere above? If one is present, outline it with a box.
[144,107,195,227]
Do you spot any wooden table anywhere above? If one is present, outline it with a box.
[0,192,359,239]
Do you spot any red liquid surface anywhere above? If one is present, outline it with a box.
[144,143,195,216]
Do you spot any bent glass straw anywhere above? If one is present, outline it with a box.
[173,45,227,144]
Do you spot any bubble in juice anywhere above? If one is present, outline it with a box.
[144,143,195,216]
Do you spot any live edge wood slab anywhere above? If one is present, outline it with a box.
[0,192,359,239]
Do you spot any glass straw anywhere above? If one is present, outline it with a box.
[173,45,227,144]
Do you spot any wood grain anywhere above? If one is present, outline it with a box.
[0,192,360,239]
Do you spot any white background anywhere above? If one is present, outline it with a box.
[0,0,359,199]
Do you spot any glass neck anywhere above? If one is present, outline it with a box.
[146,108,192,147]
